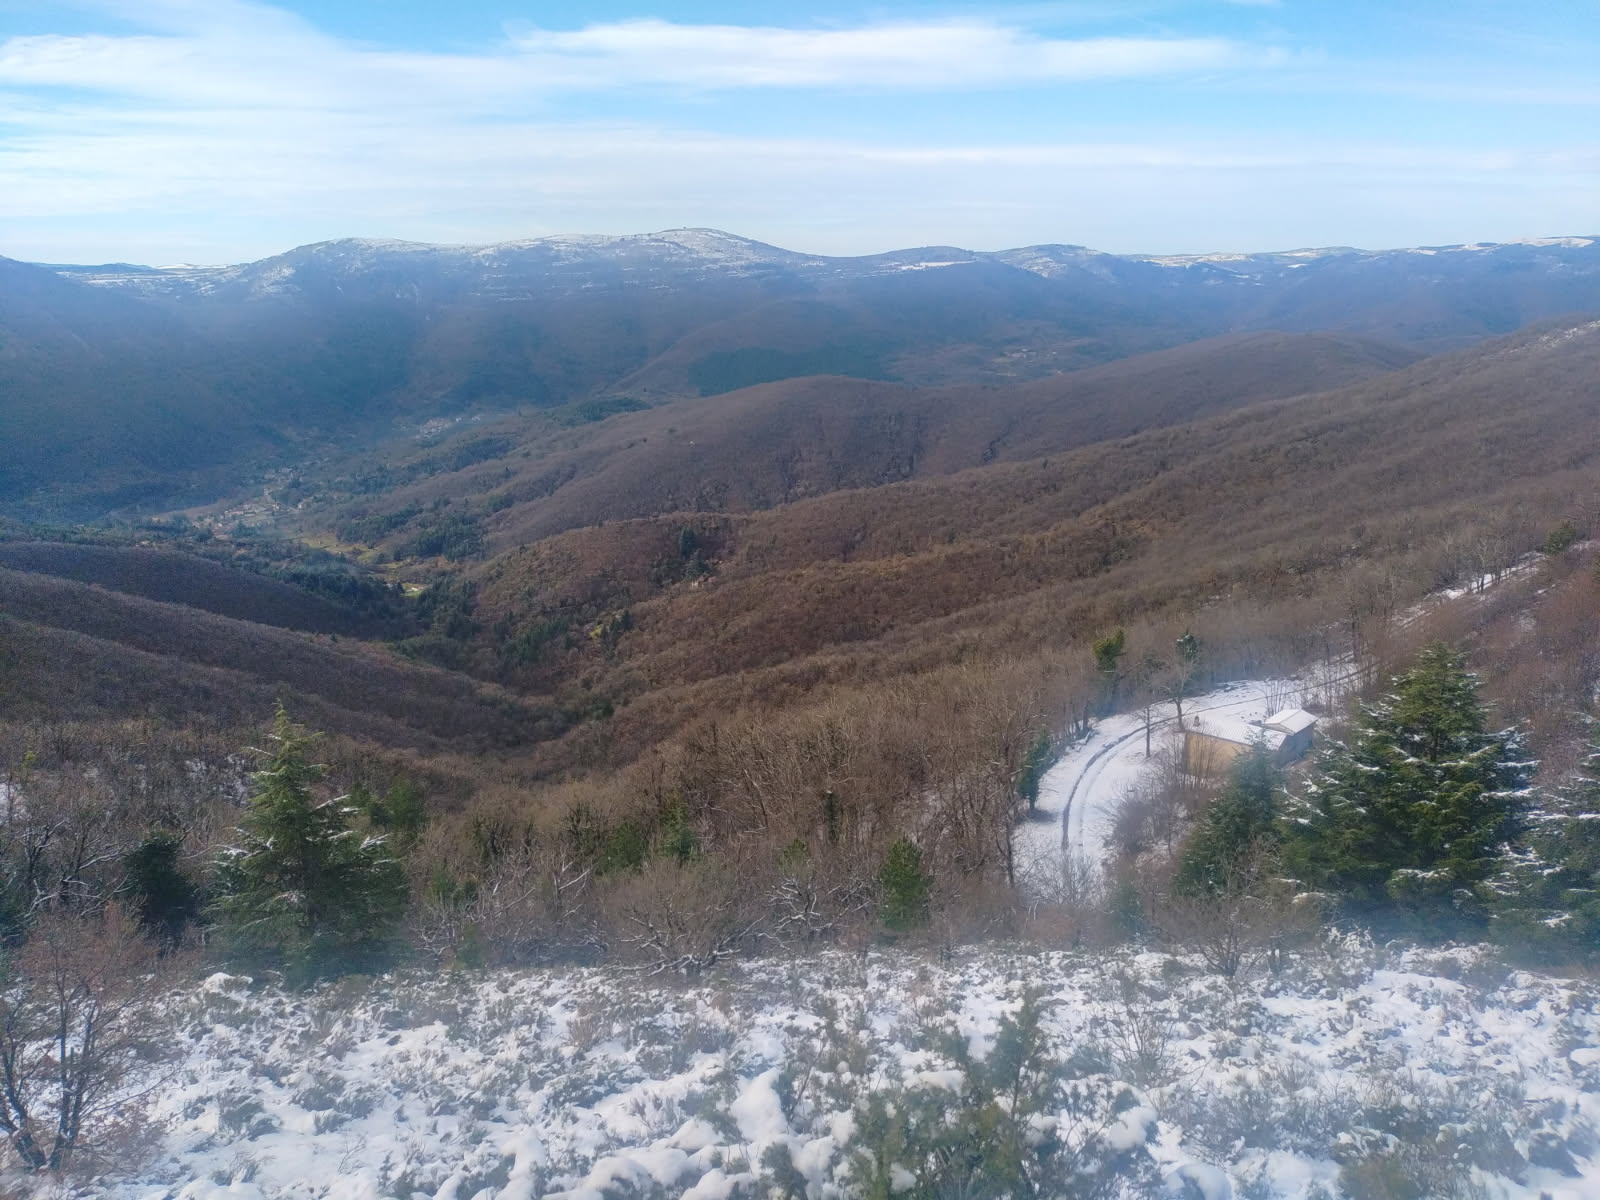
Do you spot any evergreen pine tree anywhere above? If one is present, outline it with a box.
[122,831,200,949]
[1494,731,1600,960]
[1174,738,1282,898]
[1016,730,1055,814]
[1284,643,1530,929]
[212,705,408,980]
[878,838,932,932]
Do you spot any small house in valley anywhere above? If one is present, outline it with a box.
[1183,707,1318,776]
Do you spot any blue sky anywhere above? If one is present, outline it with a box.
[0,0,1595,263]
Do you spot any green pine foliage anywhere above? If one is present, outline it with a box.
[1541,519,1583,556]
[211,705,408,981]
[1093,629,1127,715]
[878,838,932,933]
[1283,643,1531,931]
[1016,730,1056,813]
[1174,739,1283,898]
[1493,734,1600,961]
[843,989,1156,1198]
[121,832,200,948]
[1092,629,1126,675]
[351,778,429,847]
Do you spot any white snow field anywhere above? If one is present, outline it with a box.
[83,944,1600,1199]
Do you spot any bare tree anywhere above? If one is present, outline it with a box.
[0,907,169,1174]
[1155,848,1322,980]
[602,858,762,975]
[1132,652,1168,756]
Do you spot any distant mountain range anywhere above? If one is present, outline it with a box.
[4,229,1598,514]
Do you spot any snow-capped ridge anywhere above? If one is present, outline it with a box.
[35,228,1600,302]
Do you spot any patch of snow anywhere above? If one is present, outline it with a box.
[1165,1161,1233,1198]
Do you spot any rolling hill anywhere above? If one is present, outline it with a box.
[332,330,1423,548]
[244,315,1598,774]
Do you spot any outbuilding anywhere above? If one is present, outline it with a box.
[1183,706,1318,776]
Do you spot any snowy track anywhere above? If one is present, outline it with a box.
[1016,558,1543,891]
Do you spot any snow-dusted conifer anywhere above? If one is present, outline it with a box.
[1494,729,1600,959]
[1284,642,1530,929]
[1174,737,1282,898]
[212,704,407,980]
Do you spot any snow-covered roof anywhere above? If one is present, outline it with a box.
[1264,708,1318,736]
[1185,707,1318,750]
[1184,712,1289,750]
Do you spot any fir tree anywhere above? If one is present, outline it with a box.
[1283,643,1530,929]
[1016,730,1055,814]
[122,831,200,949]
[212,705,408,980]
[1174,738,1283,898]
[1093,629,1127,714]
[1494,731,1600,960]
[878,838,932,932]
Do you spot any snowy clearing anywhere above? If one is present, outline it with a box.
[75,944,1600,1199]
[1016,666,1355,893]
[1015,559,1546,895]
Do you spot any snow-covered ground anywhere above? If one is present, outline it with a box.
[82,944,1600,1199]
[1016,666,1357,893]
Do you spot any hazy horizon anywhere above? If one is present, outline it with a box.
[19,226,1600,271]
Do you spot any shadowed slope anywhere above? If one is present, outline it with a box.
[359,330,1420,549]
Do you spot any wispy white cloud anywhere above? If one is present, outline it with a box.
[500,19,1277,89]
[0,8,1281,112]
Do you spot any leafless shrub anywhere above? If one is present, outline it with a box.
[1089,968,1183,1090]
[1108,742,1213,862]
[1156,849,1327,981]
[600,859,761,975]
[0,907,174,1175]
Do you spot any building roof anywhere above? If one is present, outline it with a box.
[1185,707,1318,750]
[1185,712,1288,750]
[1264,708,1318,736]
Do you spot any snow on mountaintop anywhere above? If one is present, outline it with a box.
[82,944,1600,1199]
[45,231,1598,292]
[1433,236,1598,252]
[482,228,812,264]
[1531,316,1600,350]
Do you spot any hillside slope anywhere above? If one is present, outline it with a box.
[0,541,385,636]
[408,318,1600,769]
[0,568,567,751]
[345,330,1419,547]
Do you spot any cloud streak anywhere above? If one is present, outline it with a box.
[0,9,1280,112]
[502,20,1276,89]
